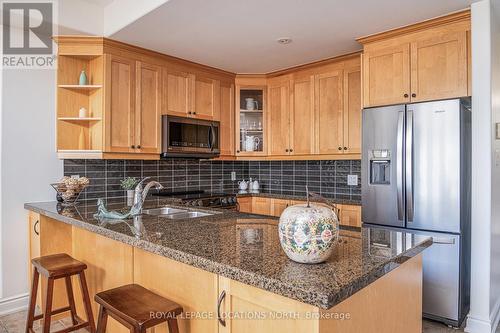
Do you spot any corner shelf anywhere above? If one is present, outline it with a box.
[58,84,102,90]
[58,117,102,121]
[57,150,103,160]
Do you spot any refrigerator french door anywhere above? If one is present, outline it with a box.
[361,98,471,326]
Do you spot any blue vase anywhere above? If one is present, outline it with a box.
[79,70,87,85]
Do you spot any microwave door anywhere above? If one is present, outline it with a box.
[361,104,406,228]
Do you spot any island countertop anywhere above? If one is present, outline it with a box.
[24,200,431,310]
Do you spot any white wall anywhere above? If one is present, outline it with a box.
[466,0,500,332]
[0,69,62,314]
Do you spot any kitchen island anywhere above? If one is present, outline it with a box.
[25,200,431,333]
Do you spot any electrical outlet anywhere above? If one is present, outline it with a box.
[70,174,80,179]
[231,171,236,181]
[347,175,358,186]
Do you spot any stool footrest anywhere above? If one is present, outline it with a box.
[33,305,72,321]
[52,321,90,333]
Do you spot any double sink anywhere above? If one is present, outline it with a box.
[142,207,214,219]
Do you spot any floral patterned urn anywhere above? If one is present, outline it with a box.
[278,201,339,264]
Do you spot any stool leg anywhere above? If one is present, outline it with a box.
[64,276,78,325]
[167,318,180,333]
[42,277,54,333]
[78,271,96,333]
[25,269,39,333]
[96,305,108,333]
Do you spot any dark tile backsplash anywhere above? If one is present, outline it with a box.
[63,159,361,202]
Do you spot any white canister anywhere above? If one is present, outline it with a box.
[79,107,89,118]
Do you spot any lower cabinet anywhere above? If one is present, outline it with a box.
[27,211,42,309]
[217,276,317,333]
[237,197,361,227]
[134,248,219,333]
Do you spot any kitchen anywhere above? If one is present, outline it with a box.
[1,0,499,333]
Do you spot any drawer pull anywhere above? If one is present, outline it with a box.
[34,220,39,236]
[217,290,226,327]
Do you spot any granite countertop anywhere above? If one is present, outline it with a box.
[25,199,431,310]
[235,191,361,206]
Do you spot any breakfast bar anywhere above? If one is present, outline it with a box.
[24,200,431,333]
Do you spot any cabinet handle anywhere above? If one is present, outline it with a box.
[285,149,289,152]
[290,149,293,152]
[343,147,348,150]
[188,111,192,115]
[34,220,39,236]
[137,145,141,149]
[131,145,136,149]
[236,150,240,153]
[411,93,416,98]
[404,93,409,98]
[193,112,197,115]
[338,147,342,151]
[217,290,226,327]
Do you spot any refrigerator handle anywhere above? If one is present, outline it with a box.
[406,110,414,222]
[396,111,404,221]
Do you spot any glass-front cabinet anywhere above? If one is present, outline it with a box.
[236,86,267,156]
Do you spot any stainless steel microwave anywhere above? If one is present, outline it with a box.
[161,115,220,158]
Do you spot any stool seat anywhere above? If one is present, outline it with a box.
[95,284,182,330]
[31,253,87,278]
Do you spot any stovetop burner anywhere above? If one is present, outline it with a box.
[152,190,237,209]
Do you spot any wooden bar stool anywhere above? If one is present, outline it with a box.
[26,253,96,333]
[94,284,183,333]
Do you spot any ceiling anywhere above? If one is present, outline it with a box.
[110,0,475,73]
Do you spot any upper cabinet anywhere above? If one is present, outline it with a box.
[54,36,233,159]
[219,81,235,156]
[265,58,361,158]
[358,10,471,107]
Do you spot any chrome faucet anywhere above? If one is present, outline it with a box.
[132,177,164,213]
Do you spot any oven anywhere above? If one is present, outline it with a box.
[161,115,220,158]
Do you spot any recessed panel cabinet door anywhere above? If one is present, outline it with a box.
[163,68,191,117]
[136,61,161,153]
[315,70,344,154]
[343,67,362,154]
[410,31,468,102]
[194,76,220,120]
[290,76,315,155]
[363,44,410,107]
[220,82,235,156]
[105,54,135,153]
[268,79,290,156]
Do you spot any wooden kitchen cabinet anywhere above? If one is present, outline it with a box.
[237,197,253,213]
[104,54,136,153]
[252,197,273,215]
[362,44,410,107]
[270,198,290,217]
[291,75,315,155]
[162,68,191,117]
[343,66,362,154]
[218,276,317,333]
[315,69,344,155]
[267,77,291,156]
[27,211,42,309]
[194,75,220,120]
[410,31,468,102]
[338,204,362,228]
[135,60,161,153]
[220,81,235,156]
[359,11,470,107]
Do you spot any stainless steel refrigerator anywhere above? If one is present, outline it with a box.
[361,98,471,327]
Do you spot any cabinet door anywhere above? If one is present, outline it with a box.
[339,204,362,228]
[270,199,289,217]
[194,75,220,120]
[410,31,468,102]
[268,78,291,156]
[252,197,272,215]
[218,276,317,333]
[105,54,135,153]
[163,68,191,117]
[363,44,410,107]
[27,212,42,309]
[135,61,161,154]
[237,197,252,213]
[290,75,315,155]
[220,82,235,156]
[315,70,344,154]
[343,67,362,154]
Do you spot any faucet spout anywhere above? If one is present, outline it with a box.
[131,178,164,215]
